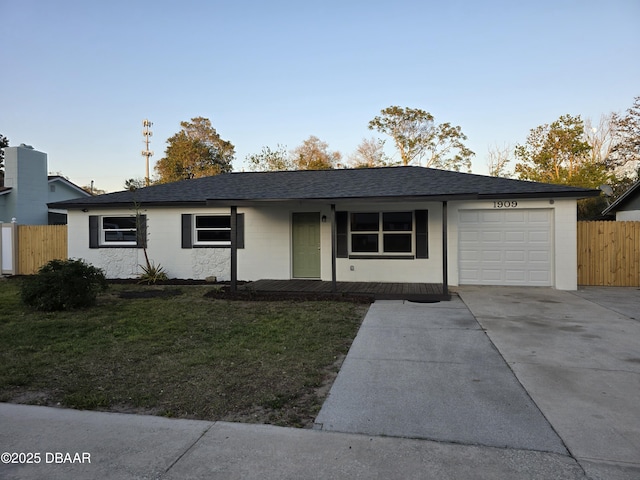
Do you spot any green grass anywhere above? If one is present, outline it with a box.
[0,280,368,427]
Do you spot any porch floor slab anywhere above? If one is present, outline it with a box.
[242,279,449,301]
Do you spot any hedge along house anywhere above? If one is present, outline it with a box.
[50,166,599,296]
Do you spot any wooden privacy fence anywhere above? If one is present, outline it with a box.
[577,221,640,287]
[0,224,68,275]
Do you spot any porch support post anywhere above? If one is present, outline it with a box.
[331,203,337,293]
[230,206,237,293]
[442,201,449,297]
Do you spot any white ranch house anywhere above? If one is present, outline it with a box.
[50,167,599,294]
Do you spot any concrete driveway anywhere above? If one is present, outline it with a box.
[315,298,567,453]
[316,286,640,480]
[458,286,640,480]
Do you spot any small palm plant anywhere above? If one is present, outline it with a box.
[138,260,168,285]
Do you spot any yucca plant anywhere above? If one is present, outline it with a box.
[138,261,168,285]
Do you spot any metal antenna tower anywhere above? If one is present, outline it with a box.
[142,119,154,186]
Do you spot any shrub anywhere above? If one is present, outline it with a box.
[21,259,108,311]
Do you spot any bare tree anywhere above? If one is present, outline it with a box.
[584,115,615,167]
[487,143,512,177]
[348,137,390,168]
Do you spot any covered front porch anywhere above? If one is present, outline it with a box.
[242,279,450,302]
[228,201,452,302]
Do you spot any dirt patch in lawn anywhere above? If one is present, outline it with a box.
[118,288,184,299]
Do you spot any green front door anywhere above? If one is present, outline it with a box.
[292,212,321,278]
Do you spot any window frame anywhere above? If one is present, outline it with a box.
[193,214,232,246]
[100,215,138,246]
[349,211,415,257]
[181,213,244,249]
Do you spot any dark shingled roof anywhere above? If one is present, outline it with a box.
[49,166,600,209]
[602,179,640,215]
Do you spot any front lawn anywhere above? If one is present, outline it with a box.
[0,280,367,427]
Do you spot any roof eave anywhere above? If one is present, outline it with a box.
[48,200,210,209]
[602,181,640,215]
[477,190,601,200]
[49,188,600,210]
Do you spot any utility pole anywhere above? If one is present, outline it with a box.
[142,119,154,186]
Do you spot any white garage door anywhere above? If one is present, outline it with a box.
[458,209,553,286]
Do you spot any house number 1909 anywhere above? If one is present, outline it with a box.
[493,201,518,208]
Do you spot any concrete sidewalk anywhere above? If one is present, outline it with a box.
[458,286,640,480]
[0,403,584,480]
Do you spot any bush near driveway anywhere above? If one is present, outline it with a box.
[0,282,368,427]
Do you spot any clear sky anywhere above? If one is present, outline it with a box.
[2,0,639,192]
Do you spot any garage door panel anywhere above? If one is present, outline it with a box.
[480,211,503,222]
[505,270,527,282]
[459,250,480,261]
[503,211,527,223]
[529,250,549,262]
[505,250,526,262]
[481,231,502,242]
[505,231,526,242]
[529,231,550,243]
[460,269,480,282]
[481,269,503,282]
[459,211,479,223]
[528,211,551,223]
[459,209,552,286]
[482,250,502,262]
[529,271,551,282]
[459,231,480,242]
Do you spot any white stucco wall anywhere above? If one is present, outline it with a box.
[238,205,292,280]
[67,207,232,280]
[66,198,579,289]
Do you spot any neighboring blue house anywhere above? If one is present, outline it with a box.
[0,144,91,225]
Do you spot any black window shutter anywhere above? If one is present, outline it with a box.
[89,216,99,248]
[415,210,428,258]
[136,214,147,249]
[181,214,192,249]
[236,213,245,249]
[336,211,348,258]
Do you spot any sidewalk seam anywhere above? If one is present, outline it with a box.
[157,422,215,479]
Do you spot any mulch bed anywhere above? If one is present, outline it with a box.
[107,278,218,286]
[106,279,373,304]
[204,287,374,304]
